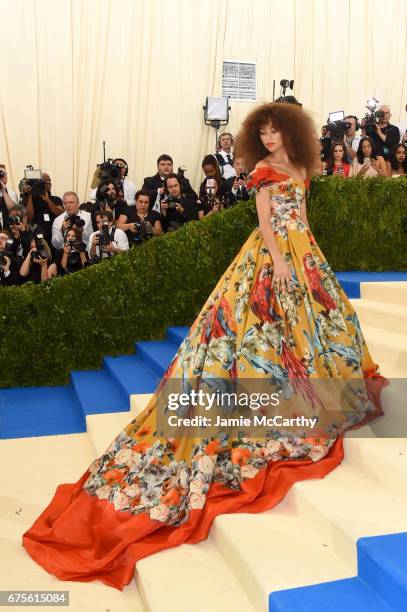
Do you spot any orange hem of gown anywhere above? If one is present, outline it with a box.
[22,372,388,591]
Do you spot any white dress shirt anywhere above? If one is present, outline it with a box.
[52,210,93,249]
[87,227,129,258]
[397,120,407,143]
[217,150,237,180]
[88,177,137,206]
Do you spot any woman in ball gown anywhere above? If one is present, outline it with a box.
[23,102,387,589]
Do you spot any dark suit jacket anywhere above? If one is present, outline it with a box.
[142,173,198,207]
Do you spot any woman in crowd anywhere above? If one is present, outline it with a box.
[349,136,387,177]
[24,101,387,590]
[198,175,232,218]
[57,228,88,274]
[19,236,57,283]
[386,143,407,177]
[325,141,351,176]
[199,154,232,203]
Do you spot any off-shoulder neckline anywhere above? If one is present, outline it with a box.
[252,164,308,185]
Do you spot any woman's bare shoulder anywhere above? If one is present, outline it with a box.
[254,160,271,169]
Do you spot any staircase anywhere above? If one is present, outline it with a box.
[0,281,406,611]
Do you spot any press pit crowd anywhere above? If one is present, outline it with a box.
[0,102,406,287]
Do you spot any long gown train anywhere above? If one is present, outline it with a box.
[23,166,388,589]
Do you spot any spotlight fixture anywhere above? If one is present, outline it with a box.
[203,96,231,148]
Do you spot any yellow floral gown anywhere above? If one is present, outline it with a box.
[23,166,387,589]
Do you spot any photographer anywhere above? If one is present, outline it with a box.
[82,181,127,231]
[199,155,232,204]
[8,204,33,257]
[198,177,225,218]
[22,172,64,246]
[160,174,199,232]
[52,191,92,250]
[0,165,18,230]
[19,234,57,284]
[117,189,163,246]
[0,229,22,286]
[361,105,400,160]
[227,157,249,202]
[89,158,136,207]
[57,228,88,274]
[142,154,198,210]
[88,210,129,260]
[343,116,361,160]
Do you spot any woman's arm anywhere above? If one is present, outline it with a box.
[153,220,163,235]
[116,213,129,230]
[300,195,310,229]
[19,250,33,277]
[378,156,388,176]
[256,188,292,290]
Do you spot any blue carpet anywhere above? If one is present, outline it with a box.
[269,532,407,611]
[336,271,407,298]
[0,386,86,439]
[0,327,189,439]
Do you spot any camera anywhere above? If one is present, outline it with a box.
[8,215,21,226]
[66,214,85,229]
[205,178,217,206]
[363,97,382,137]
[19,166,47,197]
[131,220,153,244]
[99,221,111,249]
[67,238,85,253]
[166,194,179,210]
[0,239,14,268]
[323,120,351,140]
[98,160,121,184]
[0,170,6,180]
[239,173,247,180]
[30,233,48,263]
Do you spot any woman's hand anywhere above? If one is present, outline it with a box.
[357,163,369,177]
[272,257,292,292]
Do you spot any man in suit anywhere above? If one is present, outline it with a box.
[214,132,237,180]
[142,154,197,211]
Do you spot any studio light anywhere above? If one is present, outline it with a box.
[203,96,231,147]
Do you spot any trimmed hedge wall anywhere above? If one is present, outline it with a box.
[0,176,406,387]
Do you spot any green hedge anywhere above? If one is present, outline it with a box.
[0,176,406,387]
[307,176,407,270]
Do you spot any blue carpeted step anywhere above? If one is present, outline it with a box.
[0,386,86,439]
[336,271,407,299]
[70,369,129,415]
[103,354,160,397]
[358,532,407,611]
[166,326,190,345]
[135,339,180,377]
[269,577,392,612]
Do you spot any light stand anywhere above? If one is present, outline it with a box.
[203,97,231,149]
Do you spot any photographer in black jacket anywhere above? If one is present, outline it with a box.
[142,154,198,210]
[161,174,199,232]
[117,189,163,246]
[0,229,22,286]
[22,172,63,247]
[8,204,33,257]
